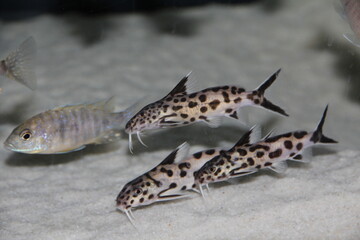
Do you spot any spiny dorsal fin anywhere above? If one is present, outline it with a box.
[165,73,190,97]
[230,125,260,149]
[158,142,190,166]
[90,96,115,112]
[54,97,116,112]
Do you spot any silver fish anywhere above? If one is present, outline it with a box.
[0,36,37,90]
[116,142,220,224]
[125,69,288,151]
[194,106,337,192]
[4,97,135,154]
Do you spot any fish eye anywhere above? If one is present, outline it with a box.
[209,167,217,173]
[19,129,32,141]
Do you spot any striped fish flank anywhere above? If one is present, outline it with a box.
[4,97,133,154]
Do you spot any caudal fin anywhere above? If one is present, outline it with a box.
[255,69,289,117]
[3,36,37,90]
[310,105,337,144]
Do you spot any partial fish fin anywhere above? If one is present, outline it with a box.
[230,167,257,177]
[53,145,86,154]
[113,97,147,125]
[93,129,122,144]
[333,0,347,20]
[310,105,337,144]
[262,128,276,140]
[165,72,191,97]
[158,185,190,201]
[4,36,37,90]
[343,33,360,47]
[249,125,262,144]
[230,125,260,150]
[66,96,116,112]
[269,161,288,173]
[203,117,222,128]
[289,148,312,163]
[158,142,190,166]
[255,69,289,117]
[226,107,248,126]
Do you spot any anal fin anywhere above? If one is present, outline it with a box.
[289,148,312,163]
[204,117,222,128]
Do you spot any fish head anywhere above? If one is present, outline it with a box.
[116,175,160,212]
[125,101,175,135]
[4,118,49,154]
[194,155,229,186]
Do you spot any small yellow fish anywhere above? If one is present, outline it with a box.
[4,97,134,154]
[0,36,37,90]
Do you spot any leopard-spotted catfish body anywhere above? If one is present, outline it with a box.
[4,97,135,154]
[116,142,220,224]
[194,105,337,192]
[125,69,288,151]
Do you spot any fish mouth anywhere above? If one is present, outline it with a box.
[3,141,36,153]
[3,141,16,151]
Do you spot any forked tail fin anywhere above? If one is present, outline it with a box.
[255,69,289,117]
[310,105,338,144]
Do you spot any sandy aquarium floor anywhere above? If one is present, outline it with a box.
[1,0,360,239]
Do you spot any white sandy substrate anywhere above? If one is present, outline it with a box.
[1,0,360,239]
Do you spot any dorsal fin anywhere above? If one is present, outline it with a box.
[165,73,190,97]
[230,125,261,150]
[89,96,115,112]
[158,142,190,166]
[52,97,115,112]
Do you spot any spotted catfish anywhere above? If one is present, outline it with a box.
[116,143,221,224]
[194,106,337,192]
[125,69,288,150]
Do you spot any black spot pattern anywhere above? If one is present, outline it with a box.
[222,92,230,103]
[188,102,198,108]
[237,149,247,156]
[294,131,307,139]
[181,113,188,118]
[296,143,303,151]
[167,170,173,177]
[234,97,242,103]
[209,100,220,110]
[269,149,282,158]
[199,95,206,102]
[172,106,183,111]
[193,152,202,159]
[249,145,270,152]
[179,162,191,169]
[247,157,255,166]
[256,151,264,158]
[189,93,197,98]
[264,162,272,166]
[180,171,187,177]
[205,149,215,155]
[284,140,293,149]
[200,106,207,113]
